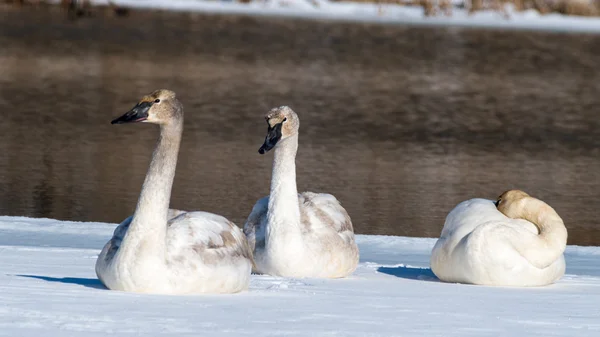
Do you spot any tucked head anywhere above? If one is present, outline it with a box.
[258,106,300,154]
[495,189,530,217]
[111,89,182,125]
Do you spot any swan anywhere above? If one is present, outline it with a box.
[243,106,359,278]
[430,190,567,287]
[95,89,253,294]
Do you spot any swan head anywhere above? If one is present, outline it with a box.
[258,106,300,154]
[111,89,182,126]
[495,189,531,218]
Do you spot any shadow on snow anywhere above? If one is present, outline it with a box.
[15,274,106,289]
[377,265,439,282]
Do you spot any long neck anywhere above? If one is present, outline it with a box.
[267,134,301,235]
[121,120,183,257]
[515,198,568,269]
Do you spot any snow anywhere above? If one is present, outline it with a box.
[1,216,599,336]
[78,0,600,33]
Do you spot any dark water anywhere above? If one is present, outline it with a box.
[0,6,599,245]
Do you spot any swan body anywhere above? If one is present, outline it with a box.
[95,90,252,294]
[244,106,359,278]
[431,190,567,287]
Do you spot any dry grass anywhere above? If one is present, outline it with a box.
[2,0,131,17]
[336,0,600,17]
[470,0,600,16]
[3,0,600,17]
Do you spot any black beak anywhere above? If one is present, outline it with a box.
[111,101,152,124]
[258,122,283,154]
[494,200,500,207]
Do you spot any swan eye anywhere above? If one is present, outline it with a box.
[154,99,161,103]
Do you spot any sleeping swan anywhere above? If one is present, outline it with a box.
[95,89,253,294]
[243,106,359,278]
[431,190,567,287]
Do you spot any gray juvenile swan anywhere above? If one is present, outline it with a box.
[95,89,253,294]
[243,106,359,278]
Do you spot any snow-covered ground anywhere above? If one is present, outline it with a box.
[78,0,600,33]
[0,216,599,336]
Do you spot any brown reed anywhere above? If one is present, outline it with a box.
[3,0,599,18]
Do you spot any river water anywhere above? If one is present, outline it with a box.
[0,5,599,245]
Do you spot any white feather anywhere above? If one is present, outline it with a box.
[431,199,566,287]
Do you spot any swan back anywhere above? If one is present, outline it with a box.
[434,199,538,267]
[299,192,355,238]
[440,198,514,238]
[243,196,268,254]
[165,212,253,283]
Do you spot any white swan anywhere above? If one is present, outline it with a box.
[95,89,252,294]
[431,190,567,287]
[243,106,359,278]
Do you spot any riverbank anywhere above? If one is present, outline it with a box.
[5,0,600,33]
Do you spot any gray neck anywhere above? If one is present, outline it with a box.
[122,119,184,255]
[267,134,301,232]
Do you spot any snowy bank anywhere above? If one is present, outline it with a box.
[0,216,599,336]
[72,0,600,33]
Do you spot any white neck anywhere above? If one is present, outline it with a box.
[266,134,302,239]
[119,119,183,260]
[514,198,568,269]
